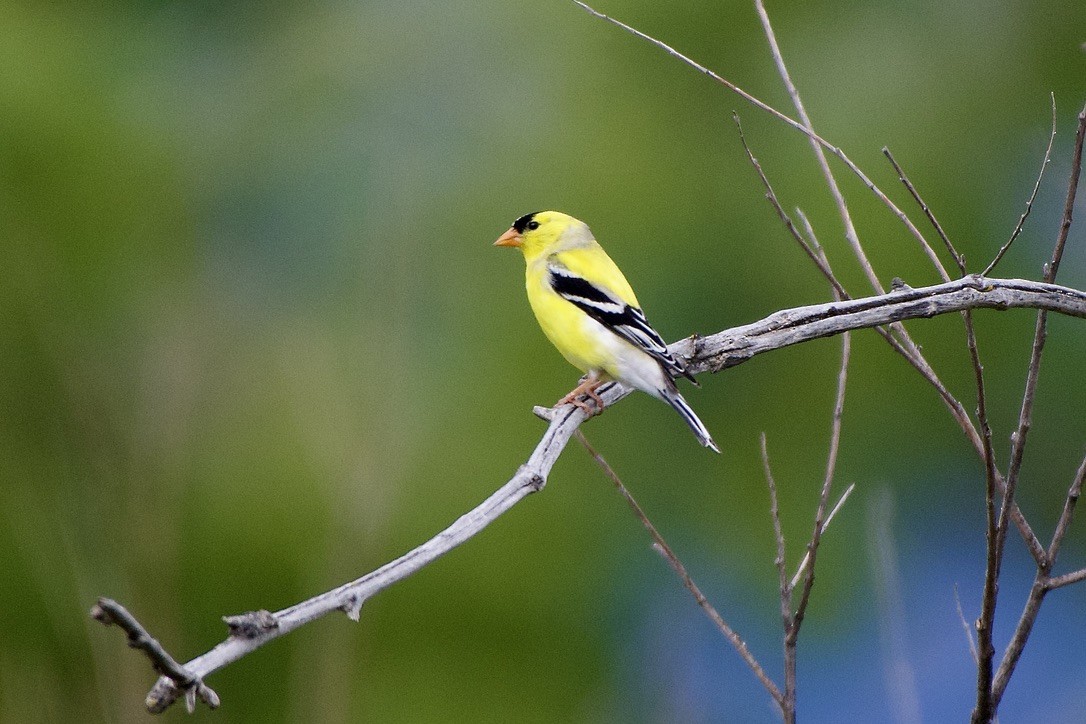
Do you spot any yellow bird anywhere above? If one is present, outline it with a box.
[494,211,719,453]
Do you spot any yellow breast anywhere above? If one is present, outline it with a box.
[526,266,613,375]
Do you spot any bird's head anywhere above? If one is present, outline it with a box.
[493,211,592,261]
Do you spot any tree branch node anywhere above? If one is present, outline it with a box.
[223,610,279,638]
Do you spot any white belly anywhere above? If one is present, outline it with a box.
[582,315,669,399]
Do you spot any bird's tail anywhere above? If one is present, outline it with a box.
[659,384,721,454]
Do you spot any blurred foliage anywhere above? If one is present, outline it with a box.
[1,1,1085,722]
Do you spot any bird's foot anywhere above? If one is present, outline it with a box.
[556,377,606,417]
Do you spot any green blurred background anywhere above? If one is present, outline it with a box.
[2,1,1085,721]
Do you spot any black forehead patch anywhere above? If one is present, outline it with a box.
[512,211,543,233]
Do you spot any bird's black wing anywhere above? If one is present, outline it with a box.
[547,261,696,384]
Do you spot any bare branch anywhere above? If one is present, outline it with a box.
[576,430,784,706]
[97,274,1086,712]
[877,143,1039,676]
[134,401,600,712]
[982,95,1058,276]
[990,577,1045,709]
[90,598,220,713]
[875,150,1011,652]
[743,126,1052,529]
[752,0,950,290]
[747,15,965,587]
[795,207,972,449]
[691,276,1086,376]
[1044,568,1086,590]
[577,12,1047,581]
[1047,453,1086,565]
[990,97,1078,589]
[569,1,811,156]
[998,470,1048,568]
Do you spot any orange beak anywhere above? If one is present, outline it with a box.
[493,227,523,248]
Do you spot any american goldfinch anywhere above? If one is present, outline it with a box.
[494,211,720,453]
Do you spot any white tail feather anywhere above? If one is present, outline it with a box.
[660,387,721,454]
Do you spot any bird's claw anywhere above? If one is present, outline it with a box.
[557,379,606,416]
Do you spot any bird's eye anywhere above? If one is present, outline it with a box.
[527,220,540,231]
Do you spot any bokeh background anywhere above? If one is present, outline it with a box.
[2,1,1085,721]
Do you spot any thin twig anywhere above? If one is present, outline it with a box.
[576,430,784,706]
[787,231,853,722]
[993,471,1047,568]
[761,433,794,720]
[997,101,1086,546]
[1045,101,1086,282]
[954,584,980,664]
[982,94,1059,276]
[970,324,1000,724]
[877,149,1007,609]
[574,5,1051,569]
[882,147,965,273]
[90,598,220,713]
[876,146,1020,595]
[989,576,1045,712]
[749,0,960,518]
[1044,568,1086,590]
[786,210,857,599]
[1046,453,1086,565]
[734,113,847,299]
[762,434,790,604]
[867,148,998,479]
[789,483,855,591]
[695,273,1068,569]
[790,314,851,642]
[738,135,1057,564]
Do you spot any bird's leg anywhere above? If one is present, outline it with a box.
[583,380,605,411]
[556,373,606,416]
